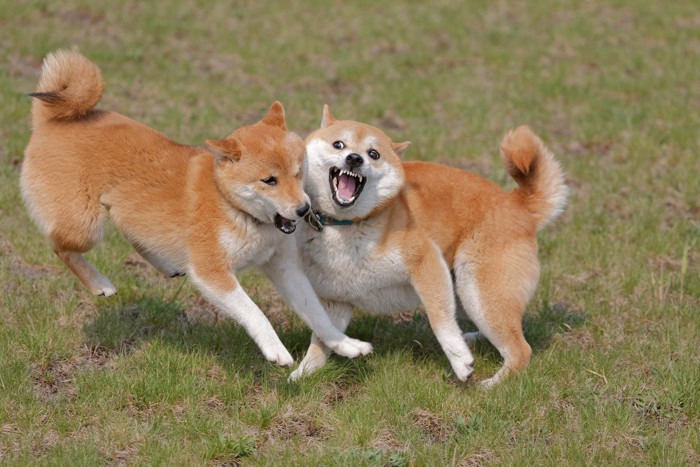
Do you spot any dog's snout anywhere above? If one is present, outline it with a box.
[296,202,310,217]
[345,153,363,168]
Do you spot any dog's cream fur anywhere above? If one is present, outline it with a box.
[20,51,372,366]
[291,106,567,387]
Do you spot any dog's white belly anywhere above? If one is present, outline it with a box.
[300,225,421,314]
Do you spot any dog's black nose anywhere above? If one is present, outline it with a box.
[345,153,363,168]
[296,202,310,217]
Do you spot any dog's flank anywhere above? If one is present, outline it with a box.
[21,50,372,367]
[292,106,567,387]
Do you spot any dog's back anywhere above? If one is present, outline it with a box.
[402,126,568,265]
[21,50,198,245]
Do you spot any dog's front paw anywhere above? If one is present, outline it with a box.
[331,337,373,359]
[440,334,475,381]
[450,356,475,382]
[288,365,306,382]
[263,346,294,367]
[289,360,321,381]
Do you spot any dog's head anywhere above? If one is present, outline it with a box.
[304,105,410,220]
[206,102,309,234]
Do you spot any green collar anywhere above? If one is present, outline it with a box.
[304,210,354,231]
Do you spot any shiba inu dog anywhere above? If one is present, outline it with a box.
[20,51,372,366]
[291,106,567,387]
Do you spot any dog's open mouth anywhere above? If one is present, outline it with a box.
[274,214,297,234]
[329,167,366,207]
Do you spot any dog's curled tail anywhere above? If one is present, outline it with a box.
[30,49,103,125]
[500,126,568,231]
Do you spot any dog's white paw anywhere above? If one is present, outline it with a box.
[288,366,305,382]
[92,279,117,297]
[289,361,319,381]
[450,356,475,382]
[263,346,294,367]
[480,377,498,389]
[444,345,475,382]
[331,337,373,359]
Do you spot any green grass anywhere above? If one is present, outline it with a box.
[1,0,698,464]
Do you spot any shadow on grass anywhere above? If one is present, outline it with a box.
[82,294,379,389]
[83,296,295,377]
[82,294,587,387]
[342,298,588,372]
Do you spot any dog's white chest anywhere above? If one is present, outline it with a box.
[299,223,420,313]
[219,222,277,271]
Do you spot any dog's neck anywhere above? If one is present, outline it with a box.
[305,193,399,231]
[303,210,353,231]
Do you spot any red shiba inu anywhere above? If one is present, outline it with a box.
[292,106,567,387]
[20,51,372,366]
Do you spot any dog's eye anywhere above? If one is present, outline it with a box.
[368,149,380,160]
[332,141,345,150]
[261,176,277,186]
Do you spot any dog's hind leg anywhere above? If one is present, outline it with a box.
[55,250,116,296]
[49,203,116,296]
[409,241,475,382]
[289,300,353,381]
[454,250,536,388]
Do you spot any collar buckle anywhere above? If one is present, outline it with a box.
[304,210,324,232]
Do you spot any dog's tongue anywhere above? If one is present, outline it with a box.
[337,173,357,200]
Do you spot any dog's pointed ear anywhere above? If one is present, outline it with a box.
[392,141,411,157]
[321,104,335,128]
[206,137,243,162]
[261,101,287,130]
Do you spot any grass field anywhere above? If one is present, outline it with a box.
[1,0,698,464]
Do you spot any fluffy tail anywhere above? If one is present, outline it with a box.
[30,49,103,125]
[500,126,568,231]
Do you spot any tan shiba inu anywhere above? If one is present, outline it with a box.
[20,51,372,366]
[291,106,567,387]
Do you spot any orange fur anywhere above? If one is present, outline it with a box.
[20,50,377,366]
[393,138,565,385]
[296,111,568,386]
